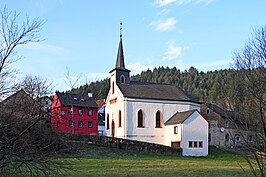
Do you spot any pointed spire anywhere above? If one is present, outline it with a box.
[115,23,126,69]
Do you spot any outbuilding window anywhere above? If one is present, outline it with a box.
[199,141,203,148]
[174,126,178,134]
[137,109,144,128]
[188,141,204,148]
[194,141,198,148]
[189,141,193,148]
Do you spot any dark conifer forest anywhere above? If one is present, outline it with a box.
[70,66,252,112]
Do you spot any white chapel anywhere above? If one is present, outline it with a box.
[105,28,208,156]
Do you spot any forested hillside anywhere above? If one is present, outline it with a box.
[70,66,246,111]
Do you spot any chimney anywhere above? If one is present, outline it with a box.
[88,93,93,98]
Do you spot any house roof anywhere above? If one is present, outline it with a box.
[117,81,199,103]
[1,90,30,103]
[0,90,41,109]
[205,103,246,124]
[56,92,98,108]
[164,109,197,125]
[0,89,48,119]
[96,99,105,108]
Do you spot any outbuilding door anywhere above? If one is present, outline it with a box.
[171,141,181,148]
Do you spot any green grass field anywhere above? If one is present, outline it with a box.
[59,146,255,177]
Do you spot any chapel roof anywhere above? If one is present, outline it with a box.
[164,109,198,125]
[55,92,98,108]
[117,81,199,103]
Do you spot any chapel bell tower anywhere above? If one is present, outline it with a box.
[109,23,130,86]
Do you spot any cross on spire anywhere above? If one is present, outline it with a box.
[120,22,122,38]
[115,23,125,69]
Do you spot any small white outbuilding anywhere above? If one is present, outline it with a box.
[165,110,208,156]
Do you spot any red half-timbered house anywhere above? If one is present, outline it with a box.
[51,92,98,134]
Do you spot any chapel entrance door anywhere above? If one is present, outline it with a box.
[111,120,115,138]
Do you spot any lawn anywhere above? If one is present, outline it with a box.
[59,146,255,177]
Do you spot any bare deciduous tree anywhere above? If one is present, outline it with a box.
[233,26,266,176]
[0,7,76,177]
[0,7,45,96]
[15,74,52,98]
[64,67,82,90]
[0,90,72,177]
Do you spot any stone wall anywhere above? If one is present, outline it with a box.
[66,133,181,155]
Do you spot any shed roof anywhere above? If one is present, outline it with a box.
[164,109,197,125]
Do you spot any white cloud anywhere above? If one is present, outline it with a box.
[163,40,182,61]
[153,0,214,7]
[21,43,70,56]
[195,0,214,6]
[153,0,178,7]
[149,18,176,32]
[128,62,154,74]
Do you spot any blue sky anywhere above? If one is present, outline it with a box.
[1,0,266,91]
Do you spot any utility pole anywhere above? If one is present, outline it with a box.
[72,105,74,134]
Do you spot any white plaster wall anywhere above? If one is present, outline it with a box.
[165,124,182,147]
[182,111,208,156]
[105,85,126,138]
[125,98,200,145]
[105,98,111,136]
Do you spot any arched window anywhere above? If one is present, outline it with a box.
[118,110,122,127]
[106,114,110,130]
[137,109,144,128]
[120,75,125,84]
[155,110,162,128]
[112,82,115,94]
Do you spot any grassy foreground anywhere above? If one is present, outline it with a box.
[59,146,255,177]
